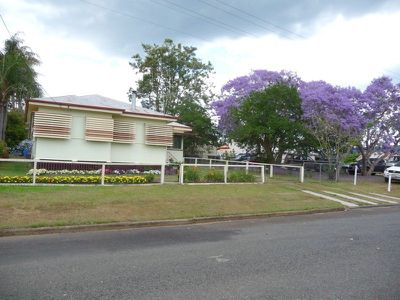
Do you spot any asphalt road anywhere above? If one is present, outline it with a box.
[1,206,399,300]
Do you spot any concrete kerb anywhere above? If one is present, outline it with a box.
[350,203,399,209]
[0,207,345,237]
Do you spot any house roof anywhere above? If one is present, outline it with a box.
[29,94,177,120]
[167,121,192,133]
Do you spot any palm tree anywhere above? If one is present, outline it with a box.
[0,35,42,141]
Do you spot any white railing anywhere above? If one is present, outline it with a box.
[183,157,304,183]
[0,157,305,186]
[179,163,265,184]
[0,158,175,185]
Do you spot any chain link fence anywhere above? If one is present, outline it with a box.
[303,162,386,184]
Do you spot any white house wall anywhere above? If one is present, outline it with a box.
[110,119,167,164]
[33,107,167,163]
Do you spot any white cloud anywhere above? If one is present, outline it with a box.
[1,0,399,102]
[0,0,137,102]
[198,11,400,91]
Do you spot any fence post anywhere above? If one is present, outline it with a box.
[269,165,274,178]
[353,165,358,186]
[319,164,322,181]
[179,164,184,184]
[195,158,198,166]
[246,161,249,174]
[101,164,105,185]
[335,164,339,182]
[300,166,304,183]
[388,174,392,192]
[160,164,165,184]
[224,164,228,184]
[32,159,37,185]
[261,166,265,183]
[209,159,212,169]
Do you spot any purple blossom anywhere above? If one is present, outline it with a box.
[213,69,400,160]
[299,80,364,134]
[212,70,301,132]
[358,76,400,153]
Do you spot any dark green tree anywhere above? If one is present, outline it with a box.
[129,38,218,153]
[128,38,213,114]
[176,102,219,156]
[230,84,310,163]
[5,110,27,148]
[0,35,42,141]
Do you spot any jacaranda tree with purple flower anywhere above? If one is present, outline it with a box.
[212,70,301,133]
[300,81,364,179]
[213,70,310,162]
[229,83,309,163]
[357,76,400,175]
[214,69,400,179]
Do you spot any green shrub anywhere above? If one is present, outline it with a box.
[184,167,201,183]
[343,153,359,164]
[228,171,256,183]
[204,168,224,183]
[5,111,27,148]
[0,140,9,158]
[143,173,155,183]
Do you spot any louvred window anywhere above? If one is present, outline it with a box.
[85,117,114,142]
[33,112,72,139]
[145,124,173,146]
[113,120,135,143]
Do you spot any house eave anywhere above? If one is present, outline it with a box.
[27,99,178,122]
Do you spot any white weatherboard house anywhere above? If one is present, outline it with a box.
[26,95,191,164]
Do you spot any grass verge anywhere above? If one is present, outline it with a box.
[0,180,398,230]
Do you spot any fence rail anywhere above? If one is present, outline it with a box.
[179,163,266,184]
[183,157,304,183]
[0,157,305,186]
[184,157,304,168]
[0,158,178,185]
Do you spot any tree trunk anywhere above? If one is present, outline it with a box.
[261,141,274,163]
[326,155,336,180]
[275,150,284,164]
[334,152,340,182]
[265,150,274,163]
[0,104,7,141]
[357,145,367,176]
[361,155,367,176]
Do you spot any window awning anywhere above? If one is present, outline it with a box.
[167,121,192,134]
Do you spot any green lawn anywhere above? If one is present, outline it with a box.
[0,180,398,230]
[0,161,32,176]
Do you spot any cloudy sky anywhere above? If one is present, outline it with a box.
[1,0,400,102]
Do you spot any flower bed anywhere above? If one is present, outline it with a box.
[0,175,153,184]
[26,169,101,176]
[26,168,162,176]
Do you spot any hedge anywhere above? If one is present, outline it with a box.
[183,167,257,183]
